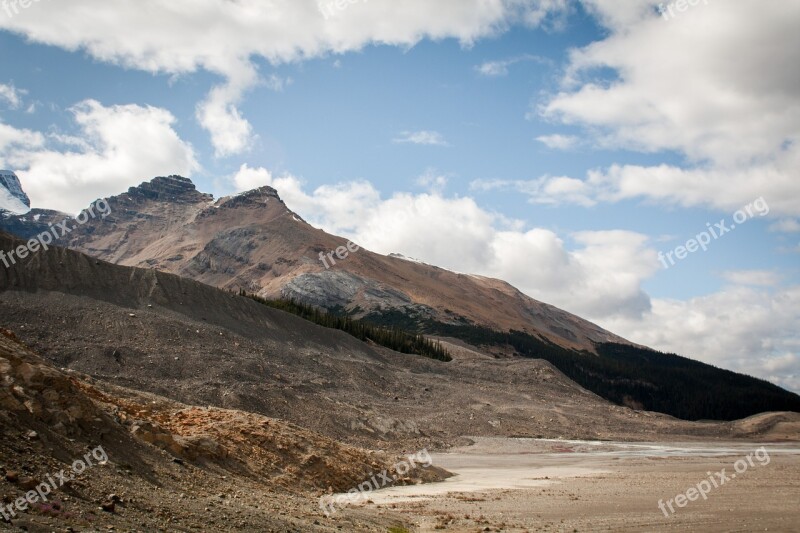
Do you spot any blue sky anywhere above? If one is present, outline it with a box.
[0,0,798,391]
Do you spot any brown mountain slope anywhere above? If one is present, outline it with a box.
[5,175,627,351]
[2,230,792,447]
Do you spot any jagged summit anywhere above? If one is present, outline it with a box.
[216,185,284,209]
[125,175,213,204]
[123,176,285,210]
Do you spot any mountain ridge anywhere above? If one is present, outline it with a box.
[4,228,797,436]
[0,175,627,352]
[3,176,800,421]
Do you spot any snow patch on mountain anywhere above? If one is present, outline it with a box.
[0,170,31,214]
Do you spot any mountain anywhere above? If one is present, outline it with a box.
[2,176,800,422]
[1,175,626,352]
[4,229,798,443]
[0,170,31,214]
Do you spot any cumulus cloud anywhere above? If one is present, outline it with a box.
[546,1,800,164]
[0,84,24,109]
[231,164,274,192]
[518,1,800,216]
[0,123,43,154]
[393,131,450,147]
[0,0,569,156]
[197,77,257,158]
[483,162,798,216]
[0,99,199,213]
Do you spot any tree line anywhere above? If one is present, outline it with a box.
[417,319,800,421]
[242,291,452,362]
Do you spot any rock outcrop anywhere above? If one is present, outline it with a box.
[124,175,213,204]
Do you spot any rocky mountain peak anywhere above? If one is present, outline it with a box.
[126,175,212,204]
[216,185,284,209]
[0,170,31,213]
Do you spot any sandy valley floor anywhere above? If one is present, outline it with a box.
[336,438,800,532]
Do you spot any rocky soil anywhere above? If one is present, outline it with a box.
[0,328,445,531]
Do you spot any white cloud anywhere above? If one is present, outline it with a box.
[535,133,578,150]
[196,76,256,158]
[524,1,800,216]
[416,168,449,193]
[545,1,800,165]
[0,84,24,109]
[393,130,450,146]
[0,0,569,156]
[475,54,547,77]
[264,74,293,92]
[490,228,656,319]
[520,0,571,28]
[231,164,274,192]
[769,219,800,233]
[721,270,781,288]
[0,123,44,153]
[470,176,596,207]
[0,99,199,213]
[476,60,513,77]
[481,161,799,217]
[230,163,381,235]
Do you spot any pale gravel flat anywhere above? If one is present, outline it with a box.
[348,437,800,532]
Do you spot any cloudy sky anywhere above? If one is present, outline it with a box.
[1,0,798,391]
